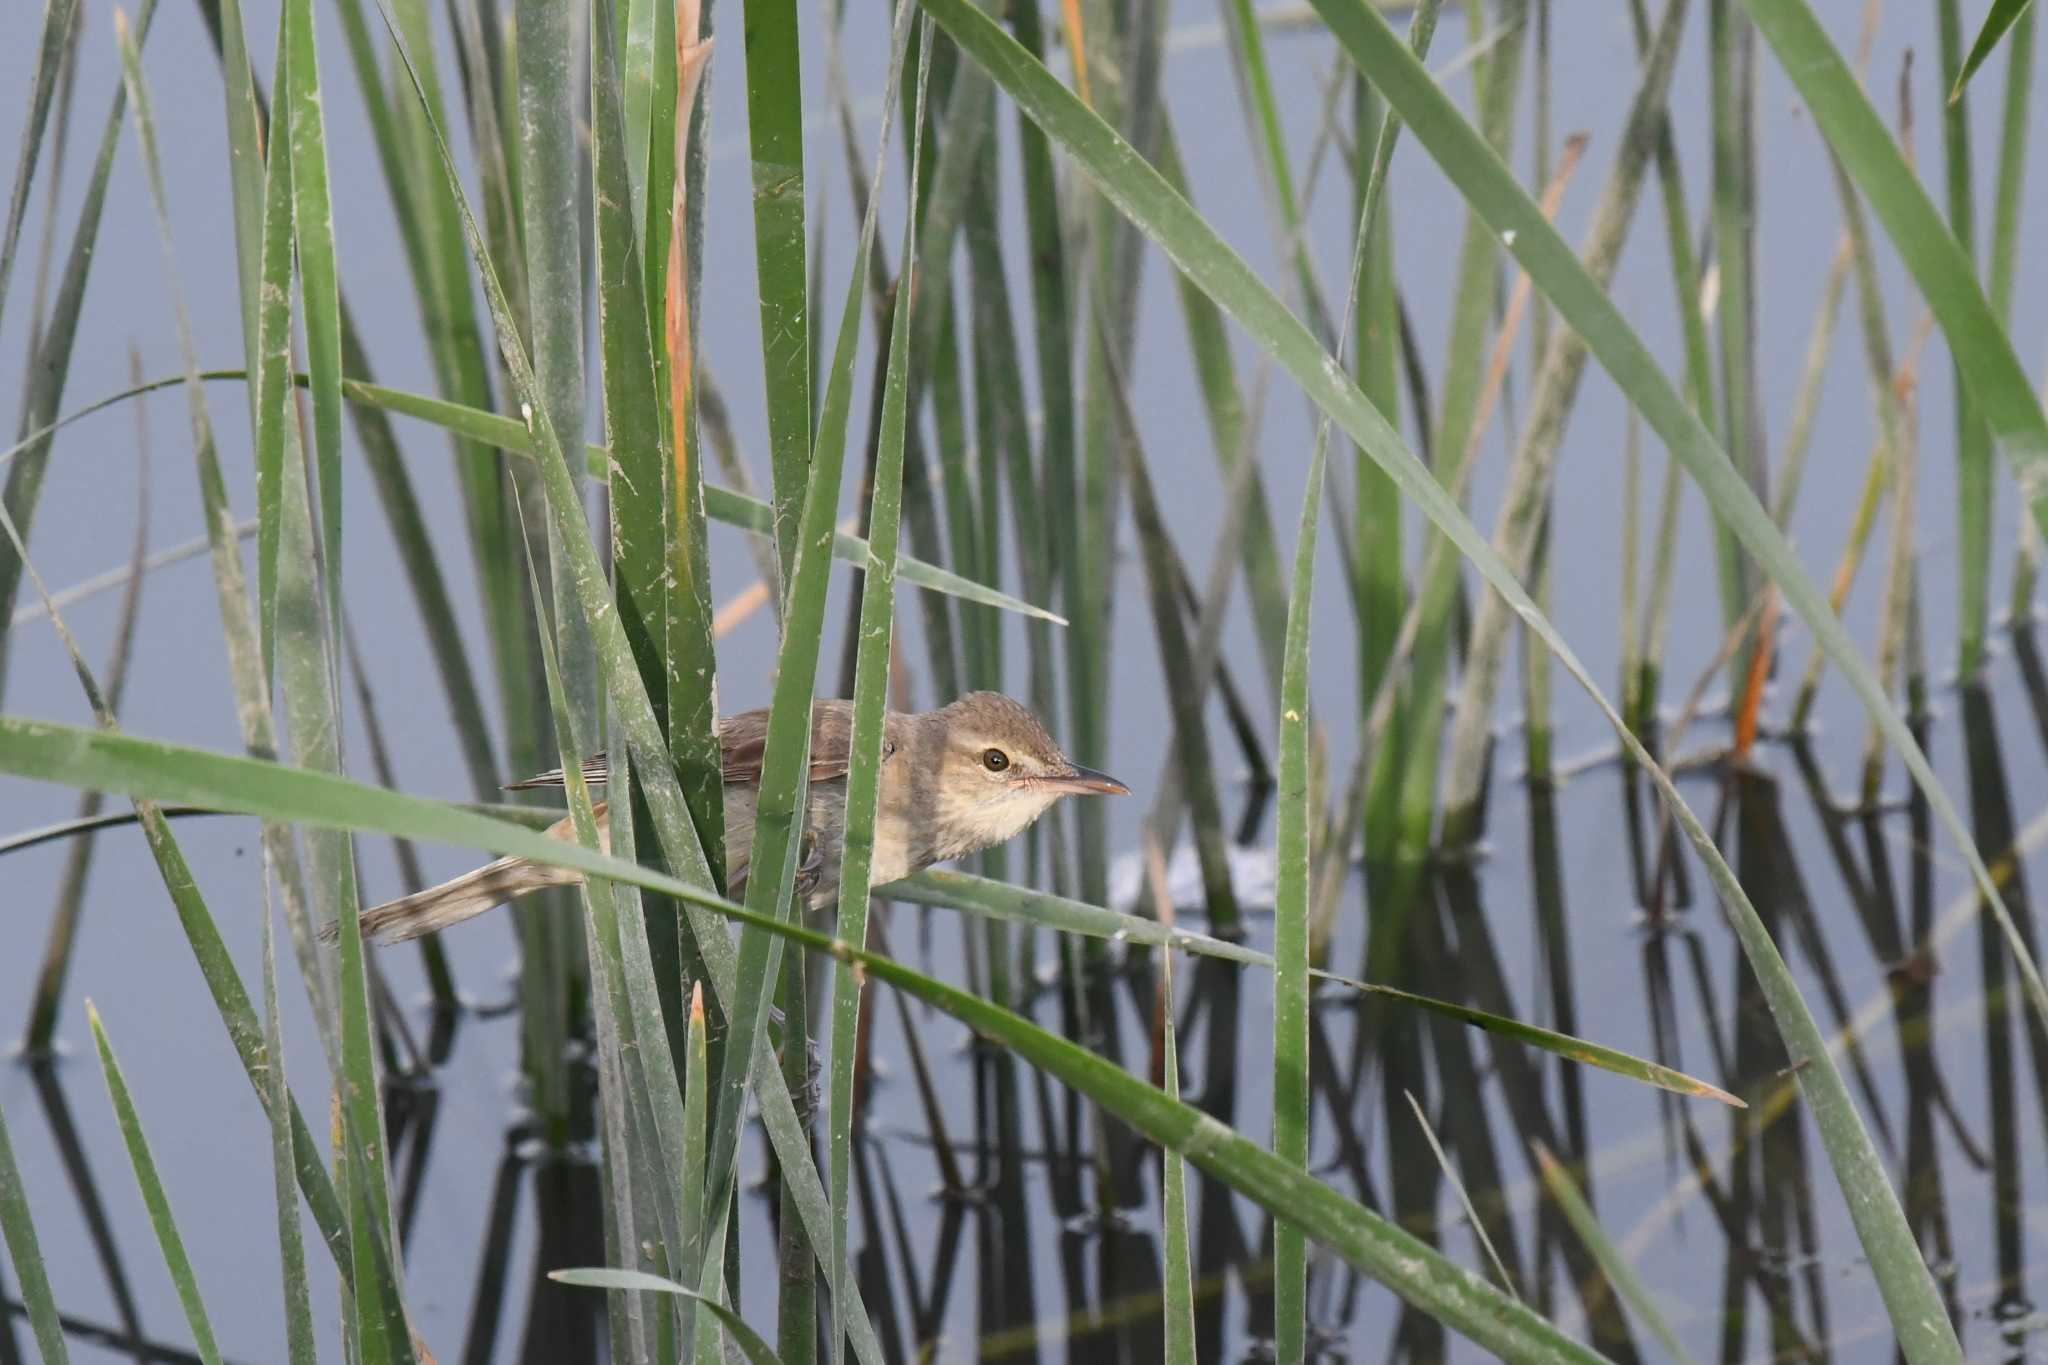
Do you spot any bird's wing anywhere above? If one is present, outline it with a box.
[719,700,886,786]
[505,701,890,792]
[504,752,611,791]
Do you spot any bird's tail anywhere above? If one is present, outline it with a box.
[323,805,604,945]
[333,857,583,945]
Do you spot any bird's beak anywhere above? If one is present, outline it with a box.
[1043,764,1131,796]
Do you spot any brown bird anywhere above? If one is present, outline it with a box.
[341,691,1128,945]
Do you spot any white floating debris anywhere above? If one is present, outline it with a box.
[1107,841,1277,915]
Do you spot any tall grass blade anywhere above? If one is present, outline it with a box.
[1987,0,2035,328]
[330,0,545,795]
[1937,0,1995,676]
[1952,0,2035,101]
[1137,845,1193,1343]
[592,0,703,1222]
[1405,1090,1516,1297]
[1534,1142,1698,1365]
[826,30,927,1360]
[658,0,729,988]
[739,0,811,577]
[0,1088,68,1364]
[1707,0,1762,673]
[509,1,595,1152]
[1271,369,1326,1365]
[85,1002,225,1365]
[259,885,319,1364]
[550,1270,782,1365]
[286,0,347,625]
[0,0,77,336]
[271,5,413,1352]
[912,1,1973,1354]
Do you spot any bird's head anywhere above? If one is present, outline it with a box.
[909,691,1129,859]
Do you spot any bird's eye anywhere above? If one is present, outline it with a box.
[982,748,1010,773]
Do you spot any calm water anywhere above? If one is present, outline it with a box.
[4,0,2048,1359]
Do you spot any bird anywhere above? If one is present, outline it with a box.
[337,691,1129,945]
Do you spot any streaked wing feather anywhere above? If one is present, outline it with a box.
[507,701,871,792]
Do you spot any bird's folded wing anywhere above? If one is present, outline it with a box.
[715,702,860,786]
[504,752,612,791]
[505,700,876,792]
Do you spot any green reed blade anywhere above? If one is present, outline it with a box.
[1405,1090,1516,1298]
[259,885,318,1364]
[619,0,655,225]
[1706,0,1761,672]
[658,0,726,894]
[1625,0,1717,439]
[1272,410,1326,1365]
[639,0,676,397]
[0,0,77,337]
[1951,0,2035,102]
[1989,0,2035,619]
[287,0,346,628]
[116,0,361,1266]
[738,0,811,578]
[194,0,501,802]
[273,6,412,1356]
[0,1089,67,1364]
[86,1002,225,1365]
[1938,0,1995,676]
[1534,1143,1699,1365]
[592,0,700,1104]
[1987,1,2035,329]
[828,45,926,1355]
[1158,946,1195,1365]
[551,1270,781,1365]
[907,835,1740,1091]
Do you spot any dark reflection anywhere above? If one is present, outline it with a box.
[1961,679,2038,1347]
[25,1058,150,1365]
[1436,863,1640,1363]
